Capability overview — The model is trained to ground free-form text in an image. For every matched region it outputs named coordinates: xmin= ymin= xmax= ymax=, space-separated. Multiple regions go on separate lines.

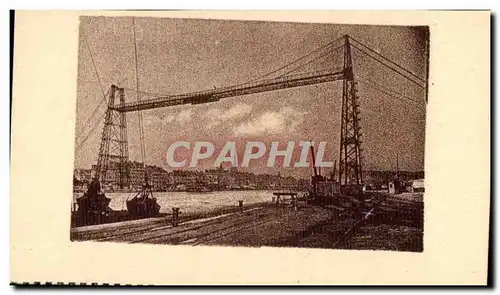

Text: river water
xmin=72 ymin=190 xmax=302 ymax=214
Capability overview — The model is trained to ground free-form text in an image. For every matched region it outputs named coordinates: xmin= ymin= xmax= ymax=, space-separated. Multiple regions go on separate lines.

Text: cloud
xmin=177 ymin=109 xmax=193 ymax=125
xmin=233 ymin=106 xmax=306 ymax=136
xmin=223 ymin=103 xmax=253 ymax=120
xmin=204 ymin=103 xmax=252 ymax=127
xmin=163 ymin=115 xmax=176 ymax=124
xmin=144 ymin=109 xmax=192 ymax=128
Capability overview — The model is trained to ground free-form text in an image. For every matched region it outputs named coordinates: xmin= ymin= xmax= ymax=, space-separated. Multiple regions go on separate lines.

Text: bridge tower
xmin=338 ymin=35 xmax=364 ymax=186
xmin=96 ymin=84 xmax=130 ymax=188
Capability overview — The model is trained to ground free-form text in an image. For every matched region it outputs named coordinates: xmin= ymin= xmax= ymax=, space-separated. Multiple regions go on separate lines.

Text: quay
xmin=71 ymin=192 xmax=423 ymax=252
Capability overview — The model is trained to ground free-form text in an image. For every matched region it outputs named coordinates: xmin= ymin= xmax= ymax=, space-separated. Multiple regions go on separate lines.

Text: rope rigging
xmin=132 ymin=17 xmax=147 ymax=167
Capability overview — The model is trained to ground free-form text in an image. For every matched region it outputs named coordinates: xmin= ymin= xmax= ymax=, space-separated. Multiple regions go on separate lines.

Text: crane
xmin=308 ymin=140 xmax=328 ymax=203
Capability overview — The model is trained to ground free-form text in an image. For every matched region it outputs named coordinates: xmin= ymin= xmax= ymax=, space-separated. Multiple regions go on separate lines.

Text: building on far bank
xmin=89 ymin=161 xmax=172 ymax=191
xmin=74 ymin=168 xmax=92 ymax=184
xmin=147 ymin=165 xmax=171 ymax=191
xmin=172 ymin=170 xmax=203 ymax=189
xmin=83 ymin=161 xmax=310 ymax=192
xmin=205 ymin=166 xmax=231 ymax=189
xmin=127 ymin=161 xmax=144 ymax=188
xmin=406 ymin=179 xmax=425 ymax=193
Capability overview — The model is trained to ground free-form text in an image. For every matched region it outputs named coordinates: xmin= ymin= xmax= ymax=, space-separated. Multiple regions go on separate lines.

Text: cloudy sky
xmin=74 ymin=16 xmax=428 ymax=178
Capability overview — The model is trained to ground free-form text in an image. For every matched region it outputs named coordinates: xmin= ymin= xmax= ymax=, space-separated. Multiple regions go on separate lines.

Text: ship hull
xmin=126 ymin=197 xmax=161 ymax=218
xmin=75 ymin=192 xmax=113 ymax=226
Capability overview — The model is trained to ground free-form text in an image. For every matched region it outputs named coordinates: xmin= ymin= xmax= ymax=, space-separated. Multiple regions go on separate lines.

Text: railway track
xmin=129 ymin=214 xmax=254 ymax=244
xmin=72 ymin=193 xmax=423 ymax=249
xmin=72 ymin=219 xmax=166 ymax=241
xmin=72 ymin=207 xmax=264 ymax=242
xmin=96 ymin=222 xmax=173 ymax=242
xmin=190 ymin=218 xmax=277 ymax=246
xmin=131 ymin=208 xmax=277 ymax=245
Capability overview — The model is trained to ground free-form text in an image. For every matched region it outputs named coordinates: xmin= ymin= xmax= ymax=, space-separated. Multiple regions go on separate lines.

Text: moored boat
xmin=126 ymin=175 xmax=161 ymax=218
xmin=75 ymin=178 xmax=113 ymax=226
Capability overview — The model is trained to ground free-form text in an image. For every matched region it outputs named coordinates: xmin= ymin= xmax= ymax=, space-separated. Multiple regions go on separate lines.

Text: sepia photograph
xmin=70 ymin=16 xmax=428 ymax=252
xmin=10 ymin=10 xmax=491 ymax=285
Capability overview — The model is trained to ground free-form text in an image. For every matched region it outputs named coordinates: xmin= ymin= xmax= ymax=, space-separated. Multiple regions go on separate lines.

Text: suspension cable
xmin=356 ymin=74 xmax=425 ymax=105
xmin=76 ymin=111 xmax=106 ymax=152
xmin=77 ymin=88 xmax=109 ymax=136
xmin=121 ymin=87 xmax=170 ymax=98
xmin=351 ymin=43 xmax=425 ymax=89
xmin=115 ymin=36 xmax=345 ymax=101
xmin=357 ymin=78 xmax=426 ymax=111
xmin=278 ymin=43 xmax=344 ymax=78
xmin=235 ymin=35 xmax=345 ymax=87
xmin=75 ymin=26 xmax=109 ymax=143
xmin=83 ymin=30 xmax=106 ymax=98
xmin=349 ymin=36 xmax=425 ymax=83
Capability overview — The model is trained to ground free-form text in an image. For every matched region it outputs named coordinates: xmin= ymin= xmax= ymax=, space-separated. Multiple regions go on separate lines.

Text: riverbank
xmin=72 ymin=190 xmax=290 ymax=214
xmin=71 ymin=192 xmax=424 ymax=252
xmin=70 ymin=200 xmax=269 ymax=240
